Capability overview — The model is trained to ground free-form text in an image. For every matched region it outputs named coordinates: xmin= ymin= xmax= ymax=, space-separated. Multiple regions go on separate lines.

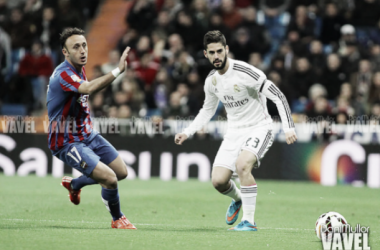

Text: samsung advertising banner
xmin=0 ymin=134 xmax=379 ymax=188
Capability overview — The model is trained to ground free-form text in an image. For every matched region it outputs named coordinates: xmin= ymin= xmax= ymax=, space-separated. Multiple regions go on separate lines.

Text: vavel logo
xmin=322 ymin=224 xmax=370 ymax=250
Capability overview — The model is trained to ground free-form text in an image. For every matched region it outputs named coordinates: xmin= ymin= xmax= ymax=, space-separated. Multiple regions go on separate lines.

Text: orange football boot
xmin=111 ymin=215 xmax=137 ymax=229
xmin=61 ymin=176 xmax=81 ymax=205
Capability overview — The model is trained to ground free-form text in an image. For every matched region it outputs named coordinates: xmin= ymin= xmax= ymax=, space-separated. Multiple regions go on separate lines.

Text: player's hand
xmin=174 ymin=133 xmax=188 ymax=145
xmin=118 ymin=46 xmax=131 ymax=73
xmin=285 ymin=130 xmax=297 ymax=145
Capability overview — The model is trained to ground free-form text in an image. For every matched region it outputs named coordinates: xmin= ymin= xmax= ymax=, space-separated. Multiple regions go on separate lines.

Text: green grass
xmin=0 ymin=176 xmax=379 ymax=250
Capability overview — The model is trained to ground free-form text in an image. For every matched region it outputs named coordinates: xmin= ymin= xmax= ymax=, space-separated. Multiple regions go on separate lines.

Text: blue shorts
xmin=53 ymin=134 xmax=119 ymax=177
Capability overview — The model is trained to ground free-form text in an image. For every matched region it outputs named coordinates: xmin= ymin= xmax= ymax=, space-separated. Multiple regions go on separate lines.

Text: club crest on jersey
xmin=70 ymin=75 xmax=82 ymax=83
xmin=212 ymin=76 xmax=217 ymax=86
xmin=80 ymin=160 xmax=88 ymax=169
xmin=234 ymin=84 xmax=240 ymax=92
xmin=77 ymin=95 xmax=89 ymax=108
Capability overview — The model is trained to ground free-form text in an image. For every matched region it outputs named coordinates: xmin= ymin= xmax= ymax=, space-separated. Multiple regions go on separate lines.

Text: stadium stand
xmin=2 ymin=0 xmax=380 ymax=130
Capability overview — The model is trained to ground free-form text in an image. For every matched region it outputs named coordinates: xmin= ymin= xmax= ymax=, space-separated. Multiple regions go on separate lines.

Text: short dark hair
xmin=60 ymin=27 xmax=85 ymax=49
xmin=203 ymin=30 xmax=226 ymax=50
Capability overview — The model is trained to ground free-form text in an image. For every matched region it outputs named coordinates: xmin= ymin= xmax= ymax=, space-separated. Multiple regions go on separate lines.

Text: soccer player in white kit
xmin=174 ymin=31 xmax=297 ymax=231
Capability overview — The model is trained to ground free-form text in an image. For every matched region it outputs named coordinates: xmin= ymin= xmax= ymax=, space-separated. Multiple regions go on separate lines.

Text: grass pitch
xmin=0 ymin=176 xmax=379 ymax=250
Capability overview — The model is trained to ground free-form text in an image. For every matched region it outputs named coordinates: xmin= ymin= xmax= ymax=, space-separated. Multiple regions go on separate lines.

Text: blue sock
xmin=71 ymin=175 xmax=98 ymax=190
xmin=101 ymin=187 xmax=123 ymax=221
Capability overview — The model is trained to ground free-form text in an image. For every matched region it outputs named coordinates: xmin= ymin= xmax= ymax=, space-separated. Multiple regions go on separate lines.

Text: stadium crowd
xmin=2 ymin=0 xmax=380 ymax=125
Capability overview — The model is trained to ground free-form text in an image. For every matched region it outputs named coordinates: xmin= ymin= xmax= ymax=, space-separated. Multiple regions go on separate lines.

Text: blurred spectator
xmin=334 ymin=96 xmax=354 ymax=116
xmin=38 ymin=7 xmax=61 ymax=49
xmin=164 ymin=91 xmax=189 ymax=119
xmin=239 ymin=6 xmax=270 ymax=56
xmin=268 ymin=56 xmax=286 ymax=79
xmin=337 ymin=82 xmax=354 ymax=103
xmin=289 ymin=57 xmax=318 ymax=99
xmin=101 ymin=50 xmax=125 ymax=91
xmin=126 ymin=0 xmax=157 ymax=35
xmin=208 ymin=12 xmax=232 ymax=42
xmin=153 ymin=68 xmax=171 ymax=110
xmin=176 ymin=82 xmax=200 ymax=116
xmin=108 ymin=106 xmax=118 ymax=118
xmin=37 ymin=7 xmax=62 ymax=65
xmin=171 ymin=51 xmax=195 ymax=84
xmin=368 ymin=71 xmax=380 ymax=105
xmin=287 ymin=5 xmax=315 ymax=42
xmin=218 ymin=0 xmax=242 ymax=30
xmin=353 ymin=0 xmax=380 ymax=27
xmin=287 ymin=30 xmax=308 ymax=57
xmin=305 ymin=96 xmax=332 ymax=118
xmin=350 ymin=59 xmax=372 ymax=102
xmin=185 ymin=70 xmax=204 ymax=115
xmin=118 ymin=104 xmax=132 ymax=119
xmin=120 ymin=77 xmax=144 ymax=114
xmin=249 ymin=53 xmax=266 ymax=71
xmin=319 ymin=3 xmax=345 ymax=46
xmin=132 ymin=52 xmax=160 ymax=87
xmin=307 ymin=39 xmax=325 ymax=76
xmin=18 ymin=40 xmax=53 ymax=110
xmin=153 ymin=10 xmax=175 ymax=36
xmin=127 ymin=35 xmax=152 ymax=64
xmin=0 ymin=0 xmax=9 ymax=28
xmin=162 ymin=0 xmax=183 ymax=20
xmin=117 ymin=29 xmax=139 ymax=57
xmin=229 ymin=27 xmax=254 ymax=62
xmin=288 ymin=0 xmax=318 ymax=15
xmin=173 ymin=10 xmax=202 ymax=52
xmin=23 ymin=0 xmax=43 ymax=25
xmin=0 ymin=27 xmax=11 ymax=79
xmin=90 ymin=93 xmax=107 ymax=117
xmin=18 ymin=40 xmax=53 ymax=77
xmin=258 ymin=0 xmax=290 ymax=52
xmin=336 ymin=111 xmax=349 ymax=124
xmin=163 ymin=33 xmax=185 ymax=64
xmin=308 ymin=84 xmax=327 ymax=103
xmin=370 ymin=44 xmax=380 ymax=71
xmin=321 ymin=54 xmax=348 ymax=100
xmin=370 ymin=102 xmax=380 ymax=117
xmin=191 ymin=0 xmax=210 ymax=32
xmin=57 ymin=0 xmax=82 ymax=29
xmin=340 ymin=41 xmax=361 ymax=74
xmin=4 ymin=7 xmax=33 ymax=50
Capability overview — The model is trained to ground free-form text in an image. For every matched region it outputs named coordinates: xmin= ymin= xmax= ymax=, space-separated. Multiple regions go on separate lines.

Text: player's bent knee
xmin=104 ymin=175 xmax=118 ymax=189
xmin=236 ymin=161 xmax=255 ymax=176
xmin=117 ymin=171 xmax=128 ymax=181
xmin=211 ymin=177 xmax=229 ymax=191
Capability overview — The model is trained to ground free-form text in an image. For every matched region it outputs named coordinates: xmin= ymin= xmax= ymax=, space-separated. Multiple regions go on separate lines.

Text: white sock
xmin=221 ymin=180 xmax=241 ymax=201
xmin=240 ymin=184 xmax=257 ymax=224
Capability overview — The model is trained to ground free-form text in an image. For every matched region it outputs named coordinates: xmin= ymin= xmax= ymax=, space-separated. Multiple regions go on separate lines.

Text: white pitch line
xmin=1 ymin=219 xmax=314 ymax=230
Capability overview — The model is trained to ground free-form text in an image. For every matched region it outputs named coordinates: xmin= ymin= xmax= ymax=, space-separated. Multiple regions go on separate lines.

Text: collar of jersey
xmin=215 ymin=58 xmax=233 ymax=77
xmin=64 ymin=60 xmax=83 ymax=76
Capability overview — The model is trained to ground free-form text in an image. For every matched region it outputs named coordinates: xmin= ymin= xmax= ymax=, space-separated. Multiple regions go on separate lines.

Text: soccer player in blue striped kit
xmin=47 ymin=28 xmax=135 ymax=229
xmin=175 ymin=31 xmax=297 ymax=231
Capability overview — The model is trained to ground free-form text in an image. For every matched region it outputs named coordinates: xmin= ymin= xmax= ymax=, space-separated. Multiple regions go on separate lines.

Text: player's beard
xmin=212 ymin=53 xmax=227 ymax=70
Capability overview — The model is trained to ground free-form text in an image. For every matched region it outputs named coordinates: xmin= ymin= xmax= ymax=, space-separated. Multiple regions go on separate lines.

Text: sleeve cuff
xmin=283 ymin=127 xmax=295 ymax=133
xmin=182 ymin=130 xmax=192 ymax=138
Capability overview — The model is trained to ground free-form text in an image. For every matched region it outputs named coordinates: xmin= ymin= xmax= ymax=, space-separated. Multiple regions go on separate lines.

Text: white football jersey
xmin=183 ymin=58 xmax=295 ymax=136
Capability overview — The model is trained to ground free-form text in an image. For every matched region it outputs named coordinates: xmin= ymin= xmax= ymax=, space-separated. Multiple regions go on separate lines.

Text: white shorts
xmin=213 ymin=125 xmax=274 ymax=171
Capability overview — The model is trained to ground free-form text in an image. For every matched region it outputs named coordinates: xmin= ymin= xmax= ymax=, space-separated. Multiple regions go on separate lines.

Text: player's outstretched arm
xmin=174 ymin=133 xmax=188 ymax=145
xmin=78 ymin=47 xmax=130 ymax=95
xmin=260 ymin=79 xmax=297 ymax=145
